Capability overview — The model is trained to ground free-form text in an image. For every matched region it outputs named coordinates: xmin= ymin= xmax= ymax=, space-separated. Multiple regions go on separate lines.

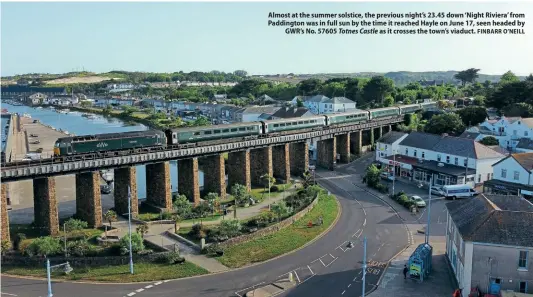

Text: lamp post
xmin=46 ymin=259 xmax=73 ymax=297
xmin=362 ymin=236 xmax=367 ymax=297
xmin=392 ymin=150 xmax=397 ymax=195
xmin=127 ymin=186 xmax=134 ymax=275
xmin=425 ymin=176 xmax=433 ymax=244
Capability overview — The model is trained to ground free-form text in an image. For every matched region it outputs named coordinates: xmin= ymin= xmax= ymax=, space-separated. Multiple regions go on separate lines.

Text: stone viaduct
xmin=0 ymin=124 xmax=393 ymax=239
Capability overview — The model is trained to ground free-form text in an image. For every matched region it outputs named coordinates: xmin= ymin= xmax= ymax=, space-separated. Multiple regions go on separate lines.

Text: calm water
xmin=2 ymin=103 xmax=205 ymax=198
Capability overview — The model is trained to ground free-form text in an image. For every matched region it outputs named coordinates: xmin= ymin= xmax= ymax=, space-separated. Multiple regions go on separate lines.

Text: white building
xmin=375 ymin=131 xmax=409 ymax=161
xmin=445 ymin=194 xmax=533 ymax=296
xmin=235 ymin=106 xmax=280 ymax=122
xmin=376 ymin=131 xmax=505 ymax=187
xmin=483 ymin=152 xmax=533 ymax=198
xmin=292 ymin=95 xmax=357 ymax=115
xmin=107 ymin=83 xmax=136 ymax=90
xmin=464 ymin=116 xmax=533 ymax=151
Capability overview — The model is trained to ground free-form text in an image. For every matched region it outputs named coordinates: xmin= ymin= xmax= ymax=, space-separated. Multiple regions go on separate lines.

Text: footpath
xmin=339 ymin=157 xmax=457 ymax=297
xmin=109 ymin=185 xmax=298 ymax=273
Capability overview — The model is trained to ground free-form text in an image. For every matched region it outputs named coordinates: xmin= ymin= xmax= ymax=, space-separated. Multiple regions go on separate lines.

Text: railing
xmin=1 ymin=116 xmax=403 ymax=181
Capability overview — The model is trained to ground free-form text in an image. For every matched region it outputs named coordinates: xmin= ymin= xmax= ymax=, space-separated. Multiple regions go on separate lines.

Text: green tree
xmin=191 ymin=116 xmax=211 ymax=127
xmin=457 ymin=106 xmax=488 ymax=127
xmin=204 ymin=192 xmax=220 ymax=215
xmin=454 ymin=68 xmax=480 ymax=86
xmin=136 ymin=224 xmax=149 ymax=239
xmin=1 ymin=240 xmax=12 ymax=255
xmin=218 ymin=219 xmax=241 ymax=238
xmin=260 ymin=174 xmax=276 ymax=192
xmin=297 ymin=78 xmax=323 ymax=95
xmin=383 ymin=95 xmax=395 ymax=107
xmin=499 ymin=70 xmax=520 ymax=85
xmin=480 ymin=136 xmax=499 ymax=146
xmin=302 ymin=170 xmax=314 ymax=188
xmin=486 ymin=81 xmax=533 ymax=110
xmin=424 ymin=113 xmax=466 ymax=136
xmin=473 ymin=95 xmax=485 ymax=106
xmin=64 ymin=218 xmax=88 ymax=232
xmin=231 ymin=184 xmax=248 ymax=219
xmin=364 ymin=164 xmax=381 ymax=188
xmin=173 ymin=194 xmax=192 ymax=218
xmin=296 ymin=98 xmax=304 ymax=107
xmin=503 ymin=102 xmax=533 ymax=118
xmin=119 ymin=232 xmax=144 ymax=255
xmin=362 ymin=76 xmax=395 ymax=105
xmin=102 ymin=209 xmax=116 ymax=226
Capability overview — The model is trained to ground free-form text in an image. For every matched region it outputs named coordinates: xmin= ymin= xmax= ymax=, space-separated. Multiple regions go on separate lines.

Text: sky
xmin=1 ymin=1 xmax=532 ymax=76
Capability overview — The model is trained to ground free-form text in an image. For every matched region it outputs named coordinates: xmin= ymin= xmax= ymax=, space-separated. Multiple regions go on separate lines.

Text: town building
xmin=269 ymin=107 xmax=313 ymax=120
xmin=291 ymin=95 xmax=357 ymax=114
xmin=27 ymin=93 xmax=48 ymax=105
xmin=235 ymin=106 xmax=280 ymax=122
xmin=44 ymin=94 xmax=79 ymax=106
xmin=375 ymin=131 xmax=409 ymax=161
xmin=484 ymin=153 xmax=533 ymax=198
xmin=1 ymin=86 xmax=66 ymax=100
xmin=445 ymin=194 xmax=533 ymax=296
xmin=376 ymin=131 xmax=505 ymax=187
xmin=463 ymin=116 xmax=533 ymax=152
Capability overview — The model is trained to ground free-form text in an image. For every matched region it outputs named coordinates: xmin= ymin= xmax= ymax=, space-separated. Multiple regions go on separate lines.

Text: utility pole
xmin=128 ymin=186 xmax=134 ymax=274
xmin=392 ymin=150 xmax=396 ymax=195
xmin=362 ymin=236 xmax=367 ymax=297
xmin=426 ymin=176 xmax=433 ymax=244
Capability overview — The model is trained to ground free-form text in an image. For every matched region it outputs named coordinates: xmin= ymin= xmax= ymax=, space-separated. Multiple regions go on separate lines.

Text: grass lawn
xmin=216 ymin=193 xmax=339 ymax=268
xmin=2 ymin=262 xmax=208 ymax=282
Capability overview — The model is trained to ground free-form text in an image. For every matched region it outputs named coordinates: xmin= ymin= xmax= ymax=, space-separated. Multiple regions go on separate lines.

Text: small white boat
xmin=22 ymin=113 xmax=31 ymax=118
xmin=87 ymin=115 xmax=97 ymax=120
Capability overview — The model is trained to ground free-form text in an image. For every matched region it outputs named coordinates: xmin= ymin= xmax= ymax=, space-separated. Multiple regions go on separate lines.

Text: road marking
xmin=294 ymin=270 xmax=301 ymax=283
xmin=145 ymin=285 xmax=153 ymax=289
xmin=135 ymin=289 xmax=144 ymax=293
xmin=1 ymin=293 xmax=18 ymax=296
xmin=154 ymin=281 xmax=163 ymax=285
xmin=342 ymin=290 xmax=346 ymax=295
xmin=126 ymin=293 xmax=136 ymax=297
xmin=336 ymin=240 xmax=348 ymax=250
xmin=307 ymin=265 xmax=314 ymax=275
xmin=319 ymin=258 xmax=326 ymax=266
xmin=235 ymin=282 xmax=265 ymax=297
xmin=363 ymin=218 xmax=367 ymax=226
xmin=352 ymin=229 xmax=361 ymax=237
xmin=348 ymin=284 xmax=351 ymax=288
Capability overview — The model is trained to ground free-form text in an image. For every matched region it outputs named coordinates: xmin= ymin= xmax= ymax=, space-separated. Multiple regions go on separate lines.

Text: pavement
xmin=1 ymin=153 xmax=418 ymax=297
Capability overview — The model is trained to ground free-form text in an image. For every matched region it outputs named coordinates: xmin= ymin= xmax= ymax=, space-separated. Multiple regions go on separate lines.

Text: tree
xmin=233 ymin=70 xmax=248 ymax=77
xmin=457 ymin=106 xmax=488 ymax=127
xmin=383 ymin=95 xmax=395 ymax=107
xmin=480 ymin=136 xmax=499 ymax=146
xmin=271 ymin=201 xmax=290 ymax=222
xmin=260 ymin=174 xmax=276 ymax=193
xmin=173 ymin=194 xmax=192 ymax=218
xmin=80 ymin=101 xmax=92 ymax=108
xmin=499 ymin=70 xmax=520 ymax=85
xmin=231 ymin=184 xmax=248 ymax=218
xmin=424 ymin=113 xmax=466 ymax=136
xmin=191 ymin=116 xmax=211 ymax=127
xmin=192 ymin=202 xmax=211 ymax=219
xmin=437 ymin=100 xmax=453 ymax=110
xmin=297 ymin=78 xmax=323 ymax=96
xmin=218 ymin=219 xmax=241 ymax=238
xmin=64 ymin=218 xmax=88 ymax=232
xmin=454 ymin=68 xmax=480 ymax=86
xmin=486 ymin=81 xmax=533 ymax=110
xmin=136 ymin=224 xmax=149 ymax=239
xmin=364 ymin=164 xmax=381 ymax=188
xmin=1 ymin=240 xmax=11 ymax=255
xmin=473 ymin=95 xmax=485 ymax=106
xmin=302 ymin=170 xmax=314 ymax=188
xmin=362 ymin=76 xmax=395 ymax=105
xmin=104 ymin=210 xmax=117 ymax=229
xmin=119 ymin=232 xmax=144 ymax=255
xmin=173 ymin=214 xmax=182 ymax=233
xmin=204 ymin=192 xmax=220 ymax=216
xmin=296 ymin=98 xmax=304 ymax=107
xmin=503 ymin=102 xmax=533 ymax=118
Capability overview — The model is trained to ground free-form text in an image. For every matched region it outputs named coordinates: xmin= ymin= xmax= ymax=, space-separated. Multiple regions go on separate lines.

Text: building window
xmin=437 ymin=154 xmax=441 ymax=162
xmin=446 ymin=156 xmax=450 ymax=163
xmin=526 ymin=131 xmax=529 ymax=137
xmin=414 ymin=150 xmax=417 ymax=157
xmin=478 ymin=174 xmax=481 ymax=183
xmin=464 ymin=158 xmax=468 ymax=166
xmin=405 ymin=148 xmax=409 ymax=155
xmin=519 ymin=251 xmax=528 ymax=269
xmin=454 ymin=158 xmax=458 ymax=165
xmin=487 ymin=173 xmax=491 ymax=180
xmin=514 ymin=171 xmax=520 ymax=181
xmin=501 ymin=169 xmax=507 ymax=178
xmin=520 ymin=281 xmax=528 ymax=293
xmin=422 ymin=152 xmax=425 ymax=159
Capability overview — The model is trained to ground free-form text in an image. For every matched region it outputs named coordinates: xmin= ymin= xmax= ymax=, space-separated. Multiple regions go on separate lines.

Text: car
xmin=100 ymin=184 xmax=112 ymax=194
xmin=430 ymin=186 xmax=445 ymax=196
xmin=410 ymin=195 xmax=426 ymax=207
xmin=380 ymin=172 xmax=395 ymax=181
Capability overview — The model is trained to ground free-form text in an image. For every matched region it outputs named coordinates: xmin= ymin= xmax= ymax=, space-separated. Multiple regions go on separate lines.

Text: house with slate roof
xmin=377 ymin=131 xmax=505 ymax=187
xmin=464 ymin=116 xmax=533 ymax=152
xmin=445 ymin=194 xmax=533 ymax=296
xmin=484 ymin=153 xmax=533 ymax=198
xmin=291 ymin=95 xmax=357 ymax=115
xmin=269 ymin=107 xmax=313 ymax=120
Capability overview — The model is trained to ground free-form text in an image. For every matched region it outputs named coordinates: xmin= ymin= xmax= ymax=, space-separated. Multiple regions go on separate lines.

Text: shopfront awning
xmin=381 ymin=155 xmax=475 ymax=177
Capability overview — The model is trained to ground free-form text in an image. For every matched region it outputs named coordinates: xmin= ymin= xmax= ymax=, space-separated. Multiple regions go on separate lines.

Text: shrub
xmin=64 ymin=218 xmax=88 ymax=232
xmin=161 ymin=211 xmax=173 ymax=220
xmin=67 ymin=240 xmax=95 ymax=257
xmin=218 ymin=220 xmax=241 ymax=238
xmin=119 ymin=232 xmax=144 ymax=255
xmin=202 ymin=243 xmax=224 ymax=257
xmin=374 ymin=183 xmax=389 ymax=193
xmin=270 ymin=185 xmax=280 ymax=192
xmin=189 ymin=224 xmax=208 ymax=240
xmin=1 ymin=240 xmax=12 ymax=255
xmin=25 ymin=236 xmax=61 ymax=257
xmin=14 ymin=233 xmax=26 ymax=250
xmin=155 ymin=251 xmax=184 ymax=264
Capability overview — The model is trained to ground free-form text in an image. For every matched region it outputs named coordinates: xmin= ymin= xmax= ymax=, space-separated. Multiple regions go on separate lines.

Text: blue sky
xmin=1 ymin=1 xmax=532 ymax=76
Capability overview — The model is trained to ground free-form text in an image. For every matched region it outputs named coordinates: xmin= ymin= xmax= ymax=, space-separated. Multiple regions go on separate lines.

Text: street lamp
xmin=127 ymin=186 xmax=134 ymax=274
xmin=392 ymin=149 xmax=397 ymax=195
xmin=46 ymin=259 xmax=73 ymax=297
xmin=425 ymin=176 xmax=433 ymax=244
xmin=362 ymin=236 xmax=367 ymax=297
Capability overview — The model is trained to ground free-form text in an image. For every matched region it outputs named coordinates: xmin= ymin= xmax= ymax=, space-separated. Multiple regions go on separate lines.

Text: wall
xmin=475 ymin=158 xmax=503 ymax=184
xmin=446 ymin=212 xmax=466 ymax=288
xmin=375 ymin=135 xmax=408 ymax=161
xmin=471 ymin=243 xmax=533 ymax=293
xmin=242 ymin=113 xmax=262 ymax=122
xmin=219 ymin=195 xmax=319 ymax=248
xmin=493 ymin=157 xmax=531 ymax=186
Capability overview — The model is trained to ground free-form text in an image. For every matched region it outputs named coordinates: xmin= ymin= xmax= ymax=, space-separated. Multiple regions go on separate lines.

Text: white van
xmin=442 ymin=184 xmax=479 ymax=200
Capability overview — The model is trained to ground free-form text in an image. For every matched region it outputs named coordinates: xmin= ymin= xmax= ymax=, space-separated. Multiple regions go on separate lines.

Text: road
xmin=1 ymin=156 xmax=409 ymax=297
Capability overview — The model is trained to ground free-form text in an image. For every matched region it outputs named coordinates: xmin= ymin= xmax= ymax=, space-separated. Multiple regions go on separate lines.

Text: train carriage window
xmin=298 ymin=121 xmax=303 ymax=125
xmin=193 ymin=132 xmax=201 ymax=136
xmin=280 ymin=123 xmax=286 ymax=127
xmin=292 ymin=122 xmax=297 ymax=125
xmin=223 ymin=129 xmax=229 ymax=133
xmin=214 ymin=130 xmax=221 ymax=134
xmin=231 ymin=128 xmax=237 ymax=132
xmin=274 ymin=124 xmax=279 ymax=127
xmin=304 ymin=121 xmax=309 ymax=124
xmin=205 ymin=131 xmax=212 ymax=135
xmin=239 ymin=128 xmax=245 ymax=131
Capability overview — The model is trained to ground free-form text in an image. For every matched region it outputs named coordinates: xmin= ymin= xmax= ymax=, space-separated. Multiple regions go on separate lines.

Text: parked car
xmin=410 ymin=195 xmax=426 ymax=207
xmin=442 ymin=184 xmax=479 ymax=199
xmin=29 ymin=134 xmax=38 ymax=137
xmin=380 ymin=172 xmax=395 ymax=181
xmin=30 ymin=140 xmax=40 ymax=144
xmin=430 ymin=186 xmax=445 ymax=196
xmin=100 ymin=185 xmax=112 ymax=194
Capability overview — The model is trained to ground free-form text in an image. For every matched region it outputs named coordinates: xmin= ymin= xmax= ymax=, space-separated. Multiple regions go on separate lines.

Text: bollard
xmin=289 ymin=272 xmax=294 ymax=283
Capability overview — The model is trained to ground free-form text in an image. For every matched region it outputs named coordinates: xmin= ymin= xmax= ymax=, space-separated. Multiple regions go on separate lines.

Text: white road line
xmin=126 ymin=293 xmax=136 ymax=297
xmin=348 ymin=284 xmax=351 ymax=288
xmin=136 ymin=289 xmax=144 ymax=293
xmin=336 ymin=241 xmax=348 ymax=250
xmin=363 ymin=208 xmax=367 ymax=215
xmin=307 ymin=265 xmax=314 ymax=275
xmin=319 ymin=258 xmax=326 ymax=267
xmin=353 ymin=229 xmax=361 ymax=237
xmin=363 ymin=218 xmax=367 ymax=226
xmin=294 ymin=270 xmax=301 ymax=283
xmin=342 ymin=290 xmax=346 ymax=295
xmin=325 ymin=257 xmax=338 ymax=267
xmin=154 ymin=281 xmax=163 ymax=285
xmin=300 ymin=274 xmax=315 ymax=284
xmin=1 ymin=293 xmax=18 ymax=296
xmin=329 ymin=253 xmax=335 ymax=259
xmin=145 ymin=285 xmax=153 ymax=289
xmin=163 ymin=280 xmax=171 ymax=283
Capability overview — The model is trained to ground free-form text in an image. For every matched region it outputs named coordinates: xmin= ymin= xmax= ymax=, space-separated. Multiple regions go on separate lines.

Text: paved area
xmin=338 ymin=153 xmax=457 ymax=297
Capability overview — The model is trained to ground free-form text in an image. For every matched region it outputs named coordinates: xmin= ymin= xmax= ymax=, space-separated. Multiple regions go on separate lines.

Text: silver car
xmin=431 ymin=186 xmax=445 ymax=196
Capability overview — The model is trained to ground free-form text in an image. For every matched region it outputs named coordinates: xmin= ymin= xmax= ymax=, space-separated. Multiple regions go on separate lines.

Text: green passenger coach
xmin=368 ymin=107 xmax=400 ymax=120
xmin=165 ymin=122 xmax=262 ymax=145
xmin=327 ymin=111 xmax=369 ymax=125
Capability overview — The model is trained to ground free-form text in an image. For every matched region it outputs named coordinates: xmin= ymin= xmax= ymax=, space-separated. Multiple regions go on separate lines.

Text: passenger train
xmin=52 ymin=102 xmax=436 ymax=157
